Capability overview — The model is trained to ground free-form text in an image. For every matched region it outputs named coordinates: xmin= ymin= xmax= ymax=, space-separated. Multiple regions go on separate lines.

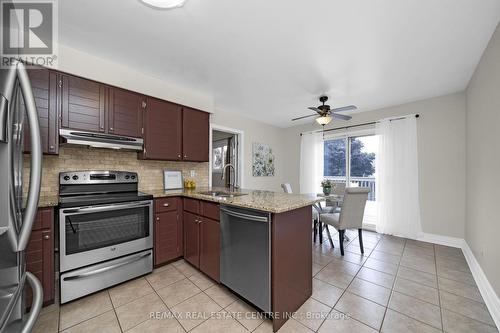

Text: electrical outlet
xmin=190 ymin=170 xmax=196 ymax=177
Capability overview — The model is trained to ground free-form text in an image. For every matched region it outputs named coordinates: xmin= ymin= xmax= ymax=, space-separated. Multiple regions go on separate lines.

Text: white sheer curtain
xmin=300 ymin=132 xmax=324 ymax=194
xmin=376 ymin=116 xmax=422 ymax=239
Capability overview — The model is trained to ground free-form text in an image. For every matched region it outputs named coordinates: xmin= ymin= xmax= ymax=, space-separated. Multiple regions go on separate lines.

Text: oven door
xmin=59 ymin=200 xmax=153 ymax=272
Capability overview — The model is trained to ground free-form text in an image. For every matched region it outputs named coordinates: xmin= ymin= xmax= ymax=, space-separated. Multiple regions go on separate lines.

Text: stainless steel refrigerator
xmin=0 ymin=57 xmax=44 ymax=332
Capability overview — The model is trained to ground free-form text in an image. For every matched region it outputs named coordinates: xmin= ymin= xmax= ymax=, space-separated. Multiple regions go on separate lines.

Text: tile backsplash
xmin=23 ymin=146 xmax=209 ymax=197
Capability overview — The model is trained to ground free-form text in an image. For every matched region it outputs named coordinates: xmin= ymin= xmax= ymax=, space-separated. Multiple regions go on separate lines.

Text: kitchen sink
xmin=198 ymin=191 xmax=247 ymax=198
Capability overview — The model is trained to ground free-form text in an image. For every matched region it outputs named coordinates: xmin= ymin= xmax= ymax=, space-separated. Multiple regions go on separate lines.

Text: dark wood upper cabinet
xmin=139 ymin=97 xmax=182 ymax=160
xmin=183 ymin=211 xmax=200 ymax=268
xmin=182 ymin=107 xmax=209 ymax=162
xmin=108 ymin=88 xmax=144 ymax=138
xmin=23 ymin=68 xmax=58 ymax=155
xmin=60 ymin=74 xmax=106 ymax=133
xmin=199 ymin=217 xmax=220 ymax=282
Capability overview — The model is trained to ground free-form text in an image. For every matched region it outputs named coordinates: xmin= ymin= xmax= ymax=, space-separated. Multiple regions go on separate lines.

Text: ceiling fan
xmin=292 ymin=96 xmax=356 ymax=126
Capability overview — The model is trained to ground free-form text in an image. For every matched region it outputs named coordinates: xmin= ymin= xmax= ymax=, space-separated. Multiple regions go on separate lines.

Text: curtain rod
xmin=299 ymin=114 xmax=420 ymax=136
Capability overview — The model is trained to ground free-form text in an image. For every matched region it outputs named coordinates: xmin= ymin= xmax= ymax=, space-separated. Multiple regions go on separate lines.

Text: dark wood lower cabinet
xmin=183 ymin=199 xmax=220 ymax=282
xmin=199 ymin=217 xmax=220 ymax=282
xmin=26 ymin=207 xmax=54 ymax=306
xmin=183 ymin=211 xmax=200 ymax=267
xmin=154 ymin=198 xmax=183 ymax=266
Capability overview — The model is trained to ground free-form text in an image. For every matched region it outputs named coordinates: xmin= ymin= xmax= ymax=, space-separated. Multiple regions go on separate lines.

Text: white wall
xmin=56 ymin=44 xmax=214 ymax=112
xmin=284 ymin=93 xmax=467 ymax=238
xmin=211 ymin=109 xmax=290 ymax=192
xmin=465 ymin=22 xmax=500 ymax=296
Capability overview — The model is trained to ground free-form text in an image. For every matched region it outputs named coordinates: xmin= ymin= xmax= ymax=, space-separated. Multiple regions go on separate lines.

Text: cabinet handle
xmin=49 ymin=145 xmax=54 ymax=151
xmin=43 ymin=235 xmax=50 ymax=240
xmin=178 ymin=154 xmax=181 ymax=158
xmin=141 ymin=101 xmax=147 ymax=109
xmin=184 ymin=154 xmax=187 ymax=158
xmin=109 ymin=127 xmax=114 ymax=131
xmin=156 ymin=217 xmax=160 ymax=221
xmin=163 ymin=203 xmax=170 ymax=207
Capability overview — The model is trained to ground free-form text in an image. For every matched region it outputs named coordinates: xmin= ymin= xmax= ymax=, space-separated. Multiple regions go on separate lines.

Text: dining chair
xmin=281 ymin=183 xmax=324 ymax=243
xmin=320 ymin=187 xmax=370 ymax=255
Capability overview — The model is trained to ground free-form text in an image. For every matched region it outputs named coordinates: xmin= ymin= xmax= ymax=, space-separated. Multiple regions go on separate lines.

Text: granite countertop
xmin=38 ymin=195 xmax=59 ymax=207
xmin=148 ymin=187 xmax=322 ymax=213
xmin=22 ymin=195 xmax=59 ymax=208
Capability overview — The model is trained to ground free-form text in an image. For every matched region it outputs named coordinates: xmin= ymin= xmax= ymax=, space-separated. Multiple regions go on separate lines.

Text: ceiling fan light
xmin=316 ymin=115 xmax=332 ymax=126
xmin=140 ymin=0 xmax=187 ymax=9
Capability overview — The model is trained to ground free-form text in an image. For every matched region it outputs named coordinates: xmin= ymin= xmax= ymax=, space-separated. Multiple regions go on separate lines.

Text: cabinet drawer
xmin=183 ymin=198 xmax=200 ymax=215
xmin=155 ymin=197 xmax=178 ymax=213
xmin=201 ymin=201 xmax=220 ymax=221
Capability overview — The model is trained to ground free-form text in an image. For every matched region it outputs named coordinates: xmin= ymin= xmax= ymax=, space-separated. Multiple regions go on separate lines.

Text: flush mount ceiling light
xmin=140 ymin=0 xmax=187 ymax=9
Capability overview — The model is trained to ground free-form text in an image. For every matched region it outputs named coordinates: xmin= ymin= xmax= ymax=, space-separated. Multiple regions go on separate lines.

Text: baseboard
xmin=414 ymin=232 xmax=500 ymax=328
xmin=462 ymin=242 xmax=500 ymax=329
xmin=416 ymin=232 xmax=464 ymax=248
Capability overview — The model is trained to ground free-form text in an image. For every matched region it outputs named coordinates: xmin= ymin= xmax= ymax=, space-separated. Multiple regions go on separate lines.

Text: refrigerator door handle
xmin=13 ymin=60 xmax=42 ymax=252
xmin=19 ymin=272 xmax=43 ymax=333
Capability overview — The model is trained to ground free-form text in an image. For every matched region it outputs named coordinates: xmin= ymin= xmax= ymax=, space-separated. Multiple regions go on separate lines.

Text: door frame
xmin=209 ymin=124 xmax=244 ymax=188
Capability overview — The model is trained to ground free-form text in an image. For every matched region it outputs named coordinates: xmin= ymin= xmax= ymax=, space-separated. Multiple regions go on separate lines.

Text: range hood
xmin=59 ymin=129 xmax=143 ymax=151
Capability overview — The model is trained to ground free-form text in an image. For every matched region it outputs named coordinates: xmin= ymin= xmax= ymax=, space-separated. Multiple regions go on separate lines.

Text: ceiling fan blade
xmin=291 ymin=114 xmax=319 ymax=121
xmin=331 ymin=105 xmax=357 ymax=113
xmin=331 ymin=113 xmax=352 ymax=121
xmin=308 ymin=107 xmax=323 ymax=113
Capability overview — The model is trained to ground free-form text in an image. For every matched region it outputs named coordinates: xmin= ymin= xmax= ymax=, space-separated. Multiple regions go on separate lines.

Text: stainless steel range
xmin=58 ymin=171 xmax=153 ymax=303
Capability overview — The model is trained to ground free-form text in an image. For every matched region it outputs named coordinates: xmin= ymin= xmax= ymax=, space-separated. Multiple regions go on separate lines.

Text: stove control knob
xmin=72 ymin=175 xmax=79 ymax=180
xmin=125 ymin=175 xmax=130 ymax=180
xmin=131 ymin=175 xmax=136 ymax=180
xmin=63 ymin=175 xmax=70 ymax=181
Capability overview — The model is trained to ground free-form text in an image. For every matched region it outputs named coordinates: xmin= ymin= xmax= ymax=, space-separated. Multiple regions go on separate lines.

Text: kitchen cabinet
xmin=154 ymin=197 xmax=183 ymax=266
xmin=139 ymin=97 xmax=182 ymax=160
xmin=23 ymin=68 xmax=59 ymax=155
xmin=183 ymin=211 xmax=200 ymax=268
xmin=108 ymin=87 xmax=144 ymax=137
xmin=60 ymin=74 xmax=107 ymax=133
xmin=183 ymin=199 xmax=220 ymax=281
xmin=199 ymin=217 xmax=220 ymax=281
xmin=182 ymin=107 xmax=209 ymax=162
xmin=26 ymin=207 xmax=54 ymax=306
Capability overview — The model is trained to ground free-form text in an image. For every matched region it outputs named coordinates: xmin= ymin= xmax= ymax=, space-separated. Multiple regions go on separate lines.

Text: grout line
xmin=143 ymin=270 xmax=189 ymax=333
xmin=57 ymin=291 xmax=116 ymax=332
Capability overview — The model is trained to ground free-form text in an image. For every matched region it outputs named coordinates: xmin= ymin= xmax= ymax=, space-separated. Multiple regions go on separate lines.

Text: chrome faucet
xmin=222 ymin=164 xmax=237 ymax=190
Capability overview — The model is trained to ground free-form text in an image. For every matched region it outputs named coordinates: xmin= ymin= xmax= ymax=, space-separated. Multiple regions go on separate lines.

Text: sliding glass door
xmin=324 ymin=134 xmax=378 ymax=226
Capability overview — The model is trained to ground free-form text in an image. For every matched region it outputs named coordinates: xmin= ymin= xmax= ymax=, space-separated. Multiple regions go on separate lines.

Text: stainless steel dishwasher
xmin=220 ymin=205 xmax=271 ymax=313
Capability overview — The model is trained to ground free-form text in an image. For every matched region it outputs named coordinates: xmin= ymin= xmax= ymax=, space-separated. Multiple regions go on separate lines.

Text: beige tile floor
xmin=33 ymin=229 xmax=499 ymax=333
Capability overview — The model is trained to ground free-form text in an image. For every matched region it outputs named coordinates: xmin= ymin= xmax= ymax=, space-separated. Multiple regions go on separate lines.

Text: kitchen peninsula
xmin=150 ymin=187 xmax=321 ymax=332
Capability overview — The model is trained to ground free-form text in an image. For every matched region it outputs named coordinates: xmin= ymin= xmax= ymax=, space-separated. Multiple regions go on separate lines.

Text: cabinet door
xmin=199 ymin=217 xmax=220 ymax=282
xmin=154 ymin=210 xmax=181 ymax=266
xmin=140 ymin=98 xmax=182 ymax=160
xmin=60 ymin=74 xmax=106 ymax=133
xmin=183 ymin=211 xmax=200 ymax=268
xmin=26 ymin=228 xmax=54 ymax=304
xmin=23 ymin=68 xmax=58 ymax=154
xmin=182 ymin=107 xmax=209 ymax=162
xmin=108 ymin=88 xmax=143 ymax=137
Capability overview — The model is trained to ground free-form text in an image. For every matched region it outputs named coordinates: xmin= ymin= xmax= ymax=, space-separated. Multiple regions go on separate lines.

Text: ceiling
xmin=59 ymin=0 xmax=500 ymax=127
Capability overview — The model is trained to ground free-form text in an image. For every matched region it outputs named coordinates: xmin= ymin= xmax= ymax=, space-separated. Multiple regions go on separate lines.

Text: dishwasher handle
xmin=220 ymin=207 xmax=269 ymax=223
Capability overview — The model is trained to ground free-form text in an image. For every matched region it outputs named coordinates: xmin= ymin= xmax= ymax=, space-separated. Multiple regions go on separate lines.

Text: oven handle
xmin=62 ymin=251 xmax=152 ymax=281
xmin=62 ymin=201 xmax=152 ymax=215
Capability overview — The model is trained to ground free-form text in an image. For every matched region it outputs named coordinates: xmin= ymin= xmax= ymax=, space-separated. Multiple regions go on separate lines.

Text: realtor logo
xmin=1 ymin=0 xmax=58 ymax=68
